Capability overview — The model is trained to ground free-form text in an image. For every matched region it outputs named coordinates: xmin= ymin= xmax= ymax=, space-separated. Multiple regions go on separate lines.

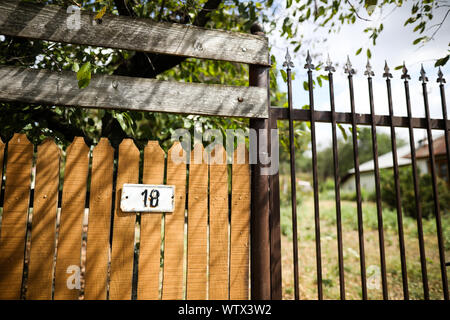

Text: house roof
xmin=405 ymin=134 xmax=447 ymax=159
xmin=348 ymin=144 xmax=412 ymax=174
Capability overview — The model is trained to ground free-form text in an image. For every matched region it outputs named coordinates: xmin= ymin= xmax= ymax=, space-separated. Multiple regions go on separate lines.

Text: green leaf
xmin=367 ymin=48 xmax=372 ymax=59
xmin=355 ymin=48 xmax=362 ymax=55
xmin=317 ymin=76 xmax=322 ymax=87
xmin=435 ymin=54 xmax=450 ymax=67
xmin=394 ymin=65 xmax=402 ymax=70
xmin=413 ymin=37 xmax=426 ymax=45
xmin=71 ymin=62 xmax=79 ymax=73
xmin=286 ymin=0 xmax=293 ymax=9
xmin=95 ymin=6 xmax=107 ymax=20
xmin=280 ymin=69 xmax=287 ymax=83
xmin=338 ymin=123 xmax=347 ymax=141
xmin=77 ymin=61 xmax=91 ymax=89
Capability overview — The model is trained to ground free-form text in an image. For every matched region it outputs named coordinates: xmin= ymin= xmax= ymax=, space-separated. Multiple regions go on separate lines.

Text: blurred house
xmin=341 ymin=135 xmax=448 ymax=192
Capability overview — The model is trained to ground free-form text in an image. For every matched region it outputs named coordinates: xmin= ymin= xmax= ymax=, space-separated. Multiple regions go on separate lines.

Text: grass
xmin=280 ymin=195 xmax=450 ymax=300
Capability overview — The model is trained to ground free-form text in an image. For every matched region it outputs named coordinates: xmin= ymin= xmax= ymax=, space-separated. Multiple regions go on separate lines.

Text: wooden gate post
xmin=249 ymin=23 xmax=272 ymax=300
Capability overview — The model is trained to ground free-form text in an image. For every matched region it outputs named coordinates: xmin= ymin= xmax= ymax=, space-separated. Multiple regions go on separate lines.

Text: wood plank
xmin=229 ymin=144 xmax=250 ymax=300
xmin=84 ymin=138 xmax=114 ymax=300
xmin=109 ymin=139 xmax=139 ymax=300
xmin=54 ymin=137 xmax=89 ymax=300
xmin=0 ymin=1 xmax=269 ymax=66
xmin=208 ymin=144 xmax=229 ymax=300
xmin=137 ymin=141 xmax=165 ymax=300
xmin=162 ymin=142 xmax=187 ymax=300
xmin=0 ymin=138 xmax=4 ymax=186
xmin=0 ymin=65 xmax=268 ymax=119
xmin=186 ymin=144 xmax=208 ymax=300
xmin=27 ymin=138 xmax=60 ymax=300
xmin=0 ymin=133 xmax=33 ymax=299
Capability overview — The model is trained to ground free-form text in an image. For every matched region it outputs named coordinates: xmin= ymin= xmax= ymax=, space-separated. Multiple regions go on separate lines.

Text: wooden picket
xmin=162 ymin=142 xmax=187 ymax=300
xmin=84 ymin=138 xmax=114 ymax=300
xmin=208 ymin=144 xmax=229 ymax=300
xmin=109 ymin=139 xmax=140 ymax=300
xmin=0 ymin=134 xmax=33 ymax=299
xmin=230 ymin=145 xmax=251 ymax=300
xmin=137 ymin=141 xmax=165 ymax=300
xmin=54 ymin=137 xmax=90 ymax=300
xmin=0 ymin=136 xmax=250 ymax=300
xmin=186 ymin=144 xmax=209 ymax=299
xmin=27 ymin=139 xmax=60 ymax=299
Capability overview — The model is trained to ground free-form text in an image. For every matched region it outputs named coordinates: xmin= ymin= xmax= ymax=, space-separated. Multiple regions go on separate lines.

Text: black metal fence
xmin=269 ymin=49 xmax=449 ymax=300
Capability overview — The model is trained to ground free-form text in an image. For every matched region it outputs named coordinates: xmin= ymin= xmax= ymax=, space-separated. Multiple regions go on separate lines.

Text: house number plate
xmin=120 ymin=184 xmax=175 ymax=213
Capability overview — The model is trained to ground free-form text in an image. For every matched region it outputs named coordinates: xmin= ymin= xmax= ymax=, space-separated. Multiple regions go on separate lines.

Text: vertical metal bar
xmin=344 ymin=57 xmax=367 ymax=300
xmin=365 ymin=61 xmax=388 ymax=299
xmin=305 ymin=51 xmax=323 ymax=300
xmin=420 ymin=66 xmax=449 ymax=300
xmin=436 ymin=68 xmax=450 ymax=301
xmin=402 ymin=63 xmax=429 ymax=299
xmin=326 ymin=57 xmax=345 ymax=300
xmin=249 ymin=23 xmax=271 ymax=300
xmin=269 ymin=115 xmax=282 ymax=300
xmin=384 ymin=62 xmax=409 ymax=300
xmin=437 ymin=68 xmax=450 ymax=187
xmin=283 ymin=49 xmax=300 ymax=300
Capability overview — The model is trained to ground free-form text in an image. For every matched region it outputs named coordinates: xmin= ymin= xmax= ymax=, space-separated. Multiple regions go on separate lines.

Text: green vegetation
xmin=280 ymin=195 xmax=449 ymax=300
xmin=380 ymin=167 xmax=450 ymax=219
xmin=1 ymin=1 xmax=448 ymax=149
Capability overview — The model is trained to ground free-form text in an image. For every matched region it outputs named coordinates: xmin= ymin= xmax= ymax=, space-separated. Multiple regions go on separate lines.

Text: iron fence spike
xmin=437 ymin=67 xmax=446 ymax=84
xmin=325 ymin=54 xmax=335 ymax=73
xmin=344 ymin=55 xmax=356 ymax=75
xmin=419 ymin=64 xmax=428 ymax=83
xmin=364 ymin=59 xmax=375 ymax=77
xmin=283 ymin=48 xmax=294 ymax=69
xmin=401 ymin=61 xmax=411 ymax=80
xmin=304 ymin=50 xmax=315 ymax=70
xmin=383 ymin=60 xmax=393 ymax=78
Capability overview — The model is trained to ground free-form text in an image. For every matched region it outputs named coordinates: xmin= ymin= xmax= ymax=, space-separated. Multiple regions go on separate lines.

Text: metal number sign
xmin=120 ymin=184 xmax=175 ymax=213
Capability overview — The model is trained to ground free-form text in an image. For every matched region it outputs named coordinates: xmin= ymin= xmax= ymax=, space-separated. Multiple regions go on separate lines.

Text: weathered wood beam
xmin=0 ymin=0 xmax=269 ymax=66
xmin=0 ymin=65 xmax=268 ymax=118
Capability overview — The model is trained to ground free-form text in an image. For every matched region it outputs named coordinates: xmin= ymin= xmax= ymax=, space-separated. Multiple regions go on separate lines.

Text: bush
xmin=340 ymin=188 xmax=373 ymax=202
xmin=380 ymin=167 xmax=450 ymax=219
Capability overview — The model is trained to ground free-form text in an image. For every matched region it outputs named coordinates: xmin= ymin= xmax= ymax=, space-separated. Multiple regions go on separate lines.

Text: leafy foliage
xmin=380 ymin=166 xmax=450 ymax=219
xmin=0 ymin=0 xmax=448 ymax=150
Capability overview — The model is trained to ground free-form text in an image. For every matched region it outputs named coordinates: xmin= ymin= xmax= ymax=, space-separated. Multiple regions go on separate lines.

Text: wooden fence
xmin=0 ymin=134 xmax=251 ymax=300
xmin=0 ymin=0 xmax=276 ymax=300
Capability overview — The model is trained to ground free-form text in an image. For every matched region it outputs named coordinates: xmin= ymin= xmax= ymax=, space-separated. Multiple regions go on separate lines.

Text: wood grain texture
xmin=229 ymin=145 xmax=250 ymax=300
xmin=162 ymin=142 xmax=187 ymax=300
xmin=109 ymin=139 xmax=139 ymax=300
xmin=186 ymin=144 xmax=208 ymax=300
xmin=208 ymin=144 xmax=229 ymax=300
xmin=0 ymin=133 xmax=33 ymax=299
xmin=54 ymin=137 xmax=89 ymax=300
xmin=0 ymin=138 xmax=4 ymax=186
xmin=0 ymin=66 xmax=268 ymax=119
xmin=0 ymin=1 xmax=269 ymax=65
xmin=137 ymin=141 xmax=165 ymax=300
xmin=84 ymin=138 xmax=114 ymax=300
xmin=27 ymin=139 xmax=60 ymax=300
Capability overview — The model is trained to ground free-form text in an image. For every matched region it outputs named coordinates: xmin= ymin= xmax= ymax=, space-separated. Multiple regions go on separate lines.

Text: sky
xmin=265 ymin=1 xmax=450 ymax=151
